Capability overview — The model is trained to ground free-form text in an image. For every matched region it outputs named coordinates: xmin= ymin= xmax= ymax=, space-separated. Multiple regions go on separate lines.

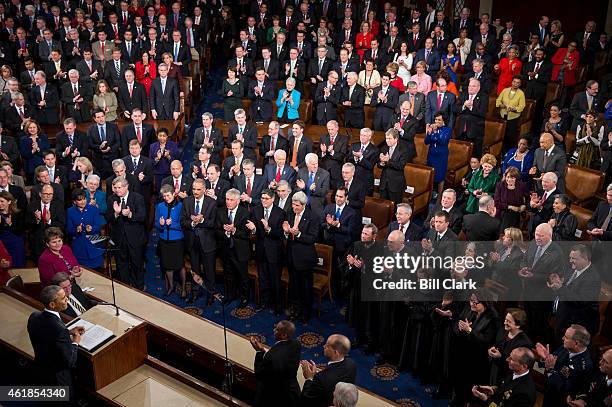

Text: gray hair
xmin=234 ymin=108 xmax=246 ymax=117
xmin=274 ymin=149 xmax=287 ymax=160
xmin=201 ymin=112 xmax=214 ymax=121
xmin=305 ymin=153 xmax=318 ymax=165
xmin=112 ymin=176 xmax=128 ymax=187
xmin=242 ymin=158 xmax=255 ymax=168
xmin=40 ymin=285 xmax=62 ymax=308
xmin=606 ymin=182 xmax=612 ymax=192
xmin=347 ymin=72 xmax=358 ymax=80
xmin=472 ymin=59 xmax=484 ymax=67
xmin=112 ymin=159 xmax=125 ymax=170
xmin=397 ymin=203 xmax=412 ymax=215
xmin=327 ymin=120 xmax=339 ymax=129
xmin=157 ymin=62 xmax=168 ymax=70
xmin=11 ymin=92 xmax=24 ymax=101
xmin=478 ymin=195 xmax=494 ymax=209
xmin=68 ymin=69 xmax=79 ymax=76
xmin=50 ymin=272 xmax=71 ymax=286
xmin=542 ymin=172 xmax=558 ymax=184
xmin=407 ymin=81 xmax=417 ymax=89
xmin=292 ymin=191 xmax=307 ymax=205
xmin=86 ymin=174 xmax=100 ymax=185
xmin=570 ymin=324 xmax=591 ymax=347
xmin=360 ymin=127 xmax=372 ymax=137
xmin=342 ymin=162 xmax=355 ymax=173
xmin=63 ymin=117 xmax=77 ymax=126
xmin=160 ymin=184 xmax=174 ymax=195
xmin=285 ymin=77 xmax=296 ymax=86
xmin=226 ymin=188 xmax=241 ymax=199
xmin=277 ymin=180 xmax=292 ymax=192
xmin=333 ymin=382 xmax=358 ymax=407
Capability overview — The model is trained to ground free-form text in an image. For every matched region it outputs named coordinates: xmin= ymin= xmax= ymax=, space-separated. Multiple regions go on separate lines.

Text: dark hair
xmin=72 ymin=188 xmax=86 ymax=201
xmin=44 ymin=226 xmax=64 ymax=243
xmin=433 ymin=210 xmax=449 ymax=222
xmin=571 ymin=243 xmax=592 ymax=261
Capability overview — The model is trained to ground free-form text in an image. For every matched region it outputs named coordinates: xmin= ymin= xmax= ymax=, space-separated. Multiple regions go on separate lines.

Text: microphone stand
xmin=105 ymin=239 xmax=120 ymax=316
xmin=190 ymin=271 xmax=234 ymax=395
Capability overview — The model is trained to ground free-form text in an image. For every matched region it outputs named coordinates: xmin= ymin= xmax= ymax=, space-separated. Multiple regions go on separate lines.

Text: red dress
xmin=496 ymin=57 xmax=522 ymax=95
xmin=135 ymin=60 xmax=157 ymax=97
xmin=390 ymin=76 xmax=405 ymax=93
xmin=356 ymin=32 xmax=374 ymax=62
xmin=551 ymin=48 xmax=580 ymax=86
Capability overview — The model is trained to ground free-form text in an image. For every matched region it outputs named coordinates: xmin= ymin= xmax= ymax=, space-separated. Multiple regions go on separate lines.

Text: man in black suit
xmin=237 ymin=29 xmax=258 ymax=60
xmin=529 ymin=134 xmax=567 ymax=193
xmin=425 ymin=77 xmax=456 ymax=128
xmin=462 ymin=59 xmax=492 ymax=94
xmin=43 ymin=51 xmax=69 ymax=90
xmin=30 ymin=167 xmax=65 ymax=206
xmin=308 ymin=46 xmax=333 ymax=94
xmin=464 ymin=45 xmax=494 ymax=75
xmin=88 ymin=108 xmax=121 ymax=178
xmin=300 ymin=334 xmax=357 ymax=407
xmin=51 ymin=272 xmax=95 ymax=318
xmin=250 ymin=320 xmax=301 ymax=407
xmin=378 ymin=129 xmax=409 ymax=205
xmin=462 ymin=195 xmax=500 ymax=242
xmin=161 ymin=160 xmax=192 ymax=200
xmin=452 ymin=7 xmax=474 ymax=38
xmin=250 ymin=189 xmax=286 ymax=313
xmin=586 ymin=185 xmax=612 ymax=241
xmin=228 ymin=45 xmax=255 ymax=80
xmin=0 ymin=168 xmax=27 ymax=213
xmin=55 ymin=119 xmax=88 ymax=168
xmin=26 ymin=185 xmax=66 ymax=260
xmin=333 ymin=48 xmax=360 ymax=87
xmin=569 ymin=80 xmax=601 ymax=131
xmin=421 ymin=210 xmax=458 ymax=261
xmin=164 ymin=30 xmax=191 ymax=76
xmin=192 ymin=112 xmax=224 ymax=164
xmin=319 ymin=120 xmax=348 ymax=187
xmin=105 ymin=176 xmax=147 ymax=289
xmin=371 ymin=73 xmax=399 ymax=131
xmin=339 ymin=163 xmax=366 ymax=213
xmin=528 ymin=172 xmax=558 ymax=236
xmin=523 ymin=48 xmax=552 ymax=130
xmin=314 ymin=70 xmax=340 ymax=125
xmin=216 ymin=188 xmax=251 ymax=307
xmin=288 ymin=121 xmax=313 ymax=169
xmin=473 ymin=23 xmax=497 ymax=56
xmin=455 ymin=78 xmax=487 ymax=157
xmin=27 ymin=285 xmax=83 ymax=391
xmin=30 ymin=71 xmax=60 ymax=125
xmin=205 ymin=164 xmax=231 ymax=208
xmin=0 ymin=125 xmax=20 ymax=163
xmin=248 ymin=68 xmax=276 ymax=122
xmin=271 ymin=32 xmax=289 ymax=62
xmin=227 ymin=109 xmax=259 ymax=162
xmin=43 ymin=150 xmax=69 ymax=190
xmin=340 ymin=72 xmax=366 ymax=128
xmin=347 ymin=128 xmax=379 ymax=196
xmin=256 ymin=47 xmax=280 ymax=81
xmin=336 ymin=19 xmax=357 ymax=50
xmin=105 ymin=159 xmax=144 ymax=199
xmin=76 ymin=49 xmax=104 ymax=92
xmin=119 ymin=30 xmax=141 ymax=64
xmin=103 ymin=48 xmax=129 ymax=92
xmin=260 ymin=121 xmax=290 ymax=166
xmin=390 ymin=101 xmax=418 ymax=159
xmin=425 ymin=189 xmax=463 ymax=235
xmin=574 ymin=21 xmax=599 ymax=67
xmin=123 ymin=140 xmax=153 ymax=204
xmin=181 ymin=179 xmax=217 ymax=304
xmin=387 ymin=203 xmax=423 ymax=243
xmin=149 ymin=63 xmax=180 ymax=120
xmin=549 ymin=244 xmax=601 ymax=340
xmin=121 ymin=108 xmax=155 ymax=155
xmin=60 ymin=69 xmax=92 ymax=123
xmin=281 ymin=48 xmax=306 ymax=91
xmin=2 ymin=92 xmax=33 ymax=135
xmin=291 ymin=30 xmax=312 ymax=64
xmin=234 ymin=159 xmax=265 ymax=210
xmin=118 ymin=70 xmax=148 ymax=119
xmin=472 ymin=347 xmax=536 ymax=406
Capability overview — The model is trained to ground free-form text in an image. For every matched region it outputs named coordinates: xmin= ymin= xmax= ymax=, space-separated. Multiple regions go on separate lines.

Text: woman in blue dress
xmin=66 ymin=189 xmax=105 ymax=270
xmin=18 ymin=119 xmax=50 ymax=183
xmin=440 ymin=42 xmax=460 ymax=85
xmin=155 ymin=184 xmax=185 ymax=297
xmin=84 ymin=174 xmax=107 ymax=226
xmin=149 ymin=128 xmax=179 ymax=190
xmin=501 ymin=137 xmax=534 ymax=183
xmin=0 ymin=191 xmax=25 ymax=268
xmin=425 ymin=113 xmax=452 ymax=198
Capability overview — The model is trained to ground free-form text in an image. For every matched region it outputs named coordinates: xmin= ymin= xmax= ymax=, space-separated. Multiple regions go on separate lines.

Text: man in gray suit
xmin=397 ymin=81 xmax=426 ymax=132
xmin=295 ymin=153 xmax=330 ymax=221
xmin=149 ymin=63 xmax=180 ymax=120
xmin=569 ymin=80 xmax=601 ymax=130
xmin=529 ymin=132 xmax=566 ymax=193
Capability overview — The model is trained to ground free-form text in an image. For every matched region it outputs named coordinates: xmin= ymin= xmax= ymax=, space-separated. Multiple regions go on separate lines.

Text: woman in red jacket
xmin=551 ymin=41 xmax=580 ymax=87
xmin=135 ymin=52 xmax=157 ymax=97
xmin=494 ymin=46 xmax=522 ymax=95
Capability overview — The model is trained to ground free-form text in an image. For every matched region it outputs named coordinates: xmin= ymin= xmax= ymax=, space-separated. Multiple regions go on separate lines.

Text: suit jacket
xmin=522 ymin=60 xmax=552 ymax=101
xmin=228 ymin=57 xmax=255 ymax=78
xmin=587 ymin=201 xmax=612 ymax=240
xmin=307 ymin=57 xmax=333 ymax=81
xmin=378 ymin=143 xmax=409 ymax=193
xmin=103 ymin=59 xmax=129 ymax=90
xmin=340 ymin=84 xmax=366 ymax=125
xmin=342 ymin=178 xmax=366 ymax=212
xmin=570 ymin=91 xmax=602 ymax=130
xmin=163 ymin=41 xmax=191 ymax=75
xmin=487 ymin=371 xmax=536 ymax=407
xmin=193 ymin=126 xmax=224 ymax=163
xmin=215 ymin=205 xmax=251 ymax=262
xmin=105 ymin=173 xmax=142 ymax=197
xmin=288 ymin=136 xmax=313 ymax=168
xmin=381 ymin=35 xmax=402 ymax=55
xmin=149 ymin=76 xmax=180 ymax=118
xmin=260 ymin=135 xmax=290 ymax=163
xmin=26 ymin=200 xmax=66 ymax=257
xmin=3 ymin=103 xmax=34 ymax=134
xmin=462 ymin=211 xmax=500 ymax=242
xmin=389 ymin=114 xmax=417 ymax=160
xmin=105 ymin=192 xmax=146 ymax=248
xmin=521 ymin=241 xmax=564 ymax=297
xmin=60 ymin=80 xmax=92 ymax=122
xmin=414 ymin=48 xmax=441 ymax=77
xmin=554 ymin=265 xmax=601 ymax=336
xmin=319 ymin=133 xmax=348 ymax=183
xmin=425 ymin=227 xmax=458 ymax=259
xmin=117 ymin=81 xmax=148 ymax=115
xmin=300 ymin=358 xmax=357 ymax=407
xmin=371 ymin=85 xmax=399 ymax=128
xmin=119 ymin=41 xmax=141 ymax=64
xmin=161 ymin=175 xmax=193 ymax=197
xmin=426 ymin=90 xmax=456 ymax=125
xmin=205 ymin=178 xmax=231 ymax=207
xmin=462 ymin=70 xmax=493 ymax=94
xmin=4 ymin=184 xmax=27 ymax=213
xmin=87 ymin=122 xmax=121 ymax=159
xmin=0 ymin=134 xmax=20 ymax=162
xmin=253 ymin=338 xmax=301 ymax=407
xmin=29 ymin=85 xmax=60 ymax=124
xmin=322 ymin=203 xmax=358 ymax=251
xmin=314 ymin=81 xmax=340 ymax=123
xmin=247 ymin=78 xmax=276 ymax=120
xmin=426 ymin=204 xmax=463 ymax=235
xmin=180 ymin=195 xmax=217 ymax=253
xmin=252 ymin=204 xmax=286 ymax=264
xmin=63 ymin=284 xmax=96 ymax=318
xmin=38 ymin=39 xmax=62 ymax=61
xmin=227 ymin=123 xmax=259 ymax=162
xmin=532 ymin=146 xmax=566 ymax=192
xmin=347 ymin=142 xmax=378 ymax=194
xmin=281 ymin=58 xmax=306 ymax=82
xmin=396 ymin=92 xmax=427 ymax=122
xmin=454 ymin=91 xmax=487 ymax=140
xmin=233 ymin=174 xmax=266 ymax=207
xmin=255 ymin=58 xmax=280 ymax=81
xmin=271 ymin=44 xmax=289 ymax=62
xmin=528 ymin=189 xmax=556 ymax=232
xmin=263 ymin=164 xmax=296 ymax=187
xmin=123 ymin=155 xmax=153 ymax=192
xmin=121 ymin=122 xmax=155 ymax=155
xmin=27 ymin=311 xmax=78 ymax=386
xmin=285 ymin=207 xmax=320 ymax=270
xmin=75 ymin=58 xmax=104 ymax=86
xmin=387 ymin=220 xmax=423 ymax=243
xmin=296 ymin=167 xmax=330 ymax=220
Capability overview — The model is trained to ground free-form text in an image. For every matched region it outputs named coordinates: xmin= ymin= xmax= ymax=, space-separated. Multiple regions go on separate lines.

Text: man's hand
xmin=246 ymin=220 xmax=256 ymax=231
xmin=518 ymin=267 xmax=533 ymax=278
xmin=282 ymin=220 xmax=290 ymax=234
xmin=121 ymin=206 xmax=132 ymax=217
xmin=151 ymin=109 xmax=158 ymax=119
xmin=300 ymin=360 xmax=318 ymax=380
xmin=296 ymin=178 xmax=306 ymax=190
xmin=69 ymin=326 xmax=86 ymax=344
xmin=249 ymin=336 xmax=266 ymax=352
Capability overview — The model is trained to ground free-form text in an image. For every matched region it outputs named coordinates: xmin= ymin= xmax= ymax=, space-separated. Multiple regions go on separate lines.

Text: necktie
xmin=204 ymin=128 xmax=209 ymax=144
xmin=42 ymin=204 xmax=48 ymax=222
xmin=174 ymin=178 xmax=179 ymax=192
xmin=136 ymin=126 xmax=142 ymax=143
xmin=127 ymin=42 xmax=131 ymax=55
xmin=264 ymin=208 xmax=269 ymax=221
xmin=349 ymin=86 xmax=353 ymax=100
xmin=133 ymin=158 xmax=138 ymax=169
xmin=437 ymin=93 xmax=442 ymax=109
xmin=68 ymin=296 xmax=86 ymax=314
xmin=121 ymin=197 xmax=126 ymax=209
xmin=307 ymin=172 xmax=315 ymax=192
xmin=543 ymin=151 xmax=549 ymax=167
xmin=186 ymin=29 xmax=191 ymax=47
xmin=73 ymin=84 xmax=78 ymax=96
xmin=293 ymin=212 xmax=300 ymax=230
xmin=291 ymin=138 xmax=299 ymax=167
xmin=113 ymin=25 xmax=118 ymax=40
xmin=228 ymin=210 xmax=233 ymax=223
xmin=18 ymin=107 xmax=24 ymax=118
xmin=264 ymin=59 xmax=269 ymax=72
xmin=535 ymin=62 xmax=540 ymax=73
xmin=174 ymin=43 xmax=179 ymax=60
xmin=195 ymin=199 xmax=200 ymax=215
xmin=49 ymin=168 xmax=54 ymax=181
xmin=587 ymin=95 xmax=593 ymax=110
xmin=360 ymin=144 xmax=365 ymax=153
xmin=68 ymin=135 xmax=73 ymax=145
xmin=101 ymin=41 xmax=105 ymax=55
xmin=115 ymin=61 xmax=120 ymax=77
xmin=99 ymin=126 xmax=106 ymax=141
xmin=601 ymin=207 xmax=612 ymax=231
xmin=318 ymin=59 xmax=323 ymax=74
xmin=533 ymin=245 xmax=544 ymax=267
xmin=129 ymin=83 xmax=133 ymax=97
xmin=246 ymin=177 xmax=252 ymax=196
xmin=425 ymin=50 xmax=429 ymax=61
xmin=335 ymin=207 xmax=341 ymax=219
xmin=161 ymin=79 xmax=166 ymax=94
xmin=174 ymin=14 xmax=178 ymax=28
xmin=275 ymin=167 xmax=281 ymax=182
xmin=400 ymin=116 xmax=405 ymax=127
xmin=330 ymin=135 xmax=335 ymax=145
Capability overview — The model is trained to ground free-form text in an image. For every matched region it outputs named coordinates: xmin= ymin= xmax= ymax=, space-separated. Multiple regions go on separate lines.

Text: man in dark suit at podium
xmin=27 ymin=285 xmax=83 ymax=391
xmin=250 ymin=320 xmax=301 ymax=407
xmin=300 ymin=334 xmax=357 ymax=407
xmin=51 ymin=272 xmax=95 ymax=318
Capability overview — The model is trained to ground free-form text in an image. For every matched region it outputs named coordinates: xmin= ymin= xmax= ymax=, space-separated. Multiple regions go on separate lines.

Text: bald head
xmin=539 ymin=133 xmax=554 ymax=150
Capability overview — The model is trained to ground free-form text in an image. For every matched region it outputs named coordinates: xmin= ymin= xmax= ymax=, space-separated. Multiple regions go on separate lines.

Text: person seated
xmin=66 ymin=189 xmax=105 ymax=270
xmin=50 ymin=272 xmax=96 ymax=318
xmin=38 ymin=227 xmax=82 ymax=287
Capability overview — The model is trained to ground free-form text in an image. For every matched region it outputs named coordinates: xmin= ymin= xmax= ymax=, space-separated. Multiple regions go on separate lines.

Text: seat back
xmin=5 ymin=274 xmax=23 ymax=291
xmin=404 ymin=163 xmax=434 ymax=215
xmin=364 ymin=105 xmax=375 ymax=129
xmin=545 ymin=82 xmax=562 ymax=106
xmin=565 ymin=131 xmax=576 ymax=156
xmin=565 ymin=164 xmax=604 ymax=205
xmin=519 ymin=99 xmax=536 ymax=135
xmin=446 ymin=139 xmax=473 ymax=186
xmin=362 ymin=196 xmax=395 ymax=229
xmin=485 ymin=94 xmax=499 ymax=120
xmin=483 ymin=120 xmax=506 ymax=158
xmin=314 ymin=243 xmax=333 ymax=282
xmin=298 ymin=99 xmax=313 ymax=123
xmin=413 ymin=134 xmax=429 ymax=165
xmin=570 ymin=205 xmax=594 ymax=241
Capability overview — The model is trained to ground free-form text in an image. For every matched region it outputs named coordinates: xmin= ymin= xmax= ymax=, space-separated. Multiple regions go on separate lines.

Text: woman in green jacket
xmin=466 ymin=153 xmax=501 ymax=213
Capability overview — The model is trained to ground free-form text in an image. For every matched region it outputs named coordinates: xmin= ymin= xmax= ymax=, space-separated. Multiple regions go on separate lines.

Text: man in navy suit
xmin=234 ymin=159 xmax=266 ymax=210
xmin=339 ymin=163 xmax=366 ymax=213
xmin=347 ymin=128 xmax=379 ymax=196
xmin=378 ymin=129 xmax=410 ymax=204
xmin=387 ymin=203 xmax=423 ymax=243
xmin=227 ymin=110 xmax=259 ymax=163
xmin=248 ymin=68 xmax=276 ymax=122
xmin=426 ymin=77 xmax=456 ymax=128
xmin=454 ymin=78 xmax=487 ymax=157
xmin=319 ymin=120 xmax=349 ymax=187
xmin=251 ymin=189 xmax=286 ymax=313
xmin=340 ymin=72 xmax=366 ymax=128
xmin=205 ymin=165 xmax=231 ymax=208
xmin=149 ymin=63 xmax=180 ymax=120
xmin=88 ymin=108 xmax=121 ymax=178
xmin=264 ymin=149 xmax=297 ymax=189
xmin=118 ymin=70 xmax=148 ymax=119
xmin=288 ymin=121 xmax=313 ymax=170
xmin=54 ymin=118 xmax=88 ymax=168
xmin=120 ymin=108 xmax=155 ymax=155
xmin=161 ymin=160 xmax=193 ymax=201
xmin=165 ymin=30 xmax=191 ymax=76
xmin=283 ymin=191 xmax=320 ymax=322
xmin=123 ymin=140 xmax=153 ymax=204
xmin=314 ymin=70 xmax=340 ymax=125
xmin=30 ymin=71 xmax=60 ymax=125
xmin=371 ymin=73 xmax=400 ymax=131
xmin=260 ymin=121 xmax=290 ymax=165
xmin=414 ymin=38 xmax=440 ymax=78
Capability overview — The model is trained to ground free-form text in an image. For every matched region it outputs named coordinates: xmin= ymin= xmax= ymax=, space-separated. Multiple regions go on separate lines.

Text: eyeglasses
xmin=470 ymin=299 xmax=481 ymax=305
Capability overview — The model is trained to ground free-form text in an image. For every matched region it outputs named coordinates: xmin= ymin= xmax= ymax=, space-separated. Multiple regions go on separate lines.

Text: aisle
xmin=143 ymin=65 xmax=447 ymax=407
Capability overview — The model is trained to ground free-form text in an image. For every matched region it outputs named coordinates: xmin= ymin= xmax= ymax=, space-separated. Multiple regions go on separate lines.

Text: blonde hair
xmin=480 ymin=153 xmax=497 ymax=167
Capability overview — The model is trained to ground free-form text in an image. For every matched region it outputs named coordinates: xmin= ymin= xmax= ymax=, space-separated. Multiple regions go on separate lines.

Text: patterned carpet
xmin=142 ymin=65 xmax=447 ymax=407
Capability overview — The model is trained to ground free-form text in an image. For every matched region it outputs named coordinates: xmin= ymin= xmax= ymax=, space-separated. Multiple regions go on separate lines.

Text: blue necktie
xmin=335 ymin=207 xmax=341 ymax=219
xmin=195 ymin=199 xmax=200 ymax=215
xmin=306 ymin=172 xmax=315 ymax=202
xmin=99 ymin=126 xmax=106 ymax=141
xmin=228 ymin=210 xmax=233 ymax=223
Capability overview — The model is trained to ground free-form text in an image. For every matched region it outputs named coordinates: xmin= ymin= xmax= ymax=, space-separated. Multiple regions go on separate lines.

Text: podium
xmin=74 ymin=305 xmax=147 ymax=390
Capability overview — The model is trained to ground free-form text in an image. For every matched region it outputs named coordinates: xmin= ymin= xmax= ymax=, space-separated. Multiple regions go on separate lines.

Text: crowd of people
xmin=1 ymin=0 xmax=611 ymax=406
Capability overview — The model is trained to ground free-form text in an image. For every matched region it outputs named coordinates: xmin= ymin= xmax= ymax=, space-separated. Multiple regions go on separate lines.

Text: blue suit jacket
xmin=414 ymin=48 xmax=441 ymax=76
xmin=276 ymin=88 xmax=301 ymax=120
xmin=321 ymin=204 xmax=358 ymax=251
xmin=264 ymin=164 xmax=297 ymax=187
xmin=425 ymin=90 xmax=456 ymax=126
xmin=155 ymin=201 xmax=184 ymax=241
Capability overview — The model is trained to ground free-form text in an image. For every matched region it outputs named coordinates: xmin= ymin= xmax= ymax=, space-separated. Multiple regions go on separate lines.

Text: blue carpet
xmin=143 ymin=65 xmax=447 ymax=407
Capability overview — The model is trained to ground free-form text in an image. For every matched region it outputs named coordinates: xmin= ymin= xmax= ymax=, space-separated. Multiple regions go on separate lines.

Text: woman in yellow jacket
xmin=496 ymin=75 xmax=525 ymax=152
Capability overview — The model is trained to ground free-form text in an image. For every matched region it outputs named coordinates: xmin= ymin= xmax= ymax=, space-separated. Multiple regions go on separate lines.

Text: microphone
xmin=105 ymin=239 xmax=120 ymax=316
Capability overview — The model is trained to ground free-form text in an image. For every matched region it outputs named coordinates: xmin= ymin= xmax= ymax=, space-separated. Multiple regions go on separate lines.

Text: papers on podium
xmin=66 ymin=318 xmax=115 ymax=352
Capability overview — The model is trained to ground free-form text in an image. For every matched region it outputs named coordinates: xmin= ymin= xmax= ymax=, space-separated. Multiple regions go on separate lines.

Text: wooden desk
xmin=0 ymin=292 xmax=36 ymax=359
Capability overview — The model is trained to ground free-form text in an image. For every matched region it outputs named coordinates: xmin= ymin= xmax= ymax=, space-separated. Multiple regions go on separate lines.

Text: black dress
xmin=489 ymin=329 xmax=533 ymax=385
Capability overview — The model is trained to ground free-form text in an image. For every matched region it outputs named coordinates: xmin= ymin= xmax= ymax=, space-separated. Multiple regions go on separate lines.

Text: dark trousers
xmin=290 ymin=265 xmax=313 ymax=318
xmin=223 ymin=252 xmax=248 ymax=301
xmin=345 ymin=112 xmax=364 ymax=128
xmin=93 ymin=154 xmax=114 ymax=179
xmin=115 ymin=238 xmax=145 ymax=289
xmin=502 ymin=117 xmax=520 ymax=153
xmin=258 ymin=259 xmax=281 ymax=309
xmin=380 ymin=187 xmax=403 ymax=205
xmin=524 ymin=300 xmax=552 ymax=345
xmin=190 ymin=237 xmax=216 ymax=291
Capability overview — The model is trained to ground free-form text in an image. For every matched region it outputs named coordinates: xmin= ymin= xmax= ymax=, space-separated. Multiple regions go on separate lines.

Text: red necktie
xmin=400 ymin=116 xmax=405 ymax=127
xmin=329 ymin=136 xmax=334 ymax=145
xmin=101 ymin=41 xmax=105 ymax=55
xmin=174 ymin=178 xmax=179 ymax=192
xmin=246 ymin=177 xmax=252 ymax=196
xmin=129 ymin=83 xmax=133 ymax=97
xmin=275 ymin=167 xmax=281 ymax=182
xmin=42 ymin=204 xmax=48 ymax=223
xmin=186 ymin=29 xmax=191 ymax=47
xmin=437 ymin=93 xmax=442 ymax=110
xmin=174 ymin=14 xmax=178 ymax=28
xmin=113 ymin=25 xmax=118 ymax=40
xmin=136 ymin=126 xmax=142 ymax=143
